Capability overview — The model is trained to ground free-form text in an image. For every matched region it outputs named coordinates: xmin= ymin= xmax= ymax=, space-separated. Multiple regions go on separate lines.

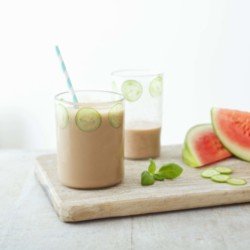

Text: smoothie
xmin=55 ymin=93 xmax=124 ymax=189
xmin=125 ymin=121 xmax=161 ymax=159
xmin=111 ymin=69 xmax=163 ymax=160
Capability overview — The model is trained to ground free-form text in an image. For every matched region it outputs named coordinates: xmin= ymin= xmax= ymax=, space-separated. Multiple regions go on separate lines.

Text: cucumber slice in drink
xmin=211 ymin=174 xmax=230 ymax=183
xmin=227 ymin=178 xmax=247 ymax=186
xmin=75 ymin=108 xmax=102 ymax=132
xmin=214 ymin=166 xmax=232 ymax=174
xmin=201 ymin=169 xmax=220 ymax=178
xmin=108 ymin=103 xmax=123 ymax=128
xmin=121 ymin=80 xmax=143 ymax=102
xmin=149 ymin=75 xmax=163 ymax=97
xmin=56 ymin=104 xmax=69 ymax=128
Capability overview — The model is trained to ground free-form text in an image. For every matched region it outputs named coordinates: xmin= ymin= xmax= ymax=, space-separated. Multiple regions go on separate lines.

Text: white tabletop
xmin=1 ymin=150 xmax=250 ymax=250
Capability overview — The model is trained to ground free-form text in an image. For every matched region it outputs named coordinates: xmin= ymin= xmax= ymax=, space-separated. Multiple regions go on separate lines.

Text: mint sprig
xmin=141 ymin=171 xmax=155 ymax=186
xmin=148 ymin=159 xmax=156 ymax=174
xmin=141 ymin=160 xmax=183 ymax=186
xmin=158 ymin=163 xmax=183 ymax=179
xmin=153 ymin=173 xmax=165 ymax=181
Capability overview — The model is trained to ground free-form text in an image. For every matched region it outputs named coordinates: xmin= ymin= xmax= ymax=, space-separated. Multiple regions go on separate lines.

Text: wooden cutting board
xmin=35 ymin=145 xmax=250 ymax=222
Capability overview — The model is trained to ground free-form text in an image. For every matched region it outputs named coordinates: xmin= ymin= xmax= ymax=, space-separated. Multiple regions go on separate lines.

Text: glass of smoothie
xmin=55 ymin=90 xmax=124 ymax=189
xmin=111 ymin=70 xmax=163 ymax=159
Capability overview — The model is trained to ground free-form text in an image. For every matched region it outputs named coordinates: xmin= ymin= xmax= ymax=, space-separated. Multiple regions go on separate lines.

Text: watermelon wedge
xmin=182 ymin=124 xmax=232 ymax=167
xmin=211 ymin=108 xmax=250 ymax=161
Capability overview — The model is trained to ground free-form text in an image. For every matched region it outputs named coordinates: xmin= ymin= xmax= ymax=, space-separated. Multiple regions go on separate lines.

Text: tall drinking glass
xmin=111 ymin=70 xmax=163 ymax=159
xmin=55 ymin=90 xmax=124 ymax=189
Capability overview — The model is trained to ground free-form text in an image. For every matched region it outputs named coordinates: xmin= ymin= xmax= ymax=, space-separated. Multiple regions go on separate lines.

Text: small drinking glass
xmin=55 ymin=90 xmax=124 ymax=189
xmin=111 ymin=69 xmax=163 ymax=159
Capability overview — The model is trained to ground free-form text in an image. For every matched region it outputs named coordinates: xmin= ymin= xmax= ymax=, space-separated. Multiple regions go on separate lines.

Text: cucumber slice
xmin=214 ymin=166 xmax=232 ymax=174
xmin=201 ymin=169 xmax=219 ymax=178
xmin=56 ymin=104 xmax=69 ymax=128
xmin=149 ymin=75 xmax=163 ymax=97
xmin=201 ymin=169 xmax=220 ymax=178
xmin=75 ymin=108 xmax=102 ymax=132
xmin=121 ymin=80 xmax=143 ymax=102
xmin=108 ymin=103 xmax=123 ymax=128
xmin=211 ymin=174 xmax=230 ymax=183
xmin=227 ymin=178 xmax=247 ymax=186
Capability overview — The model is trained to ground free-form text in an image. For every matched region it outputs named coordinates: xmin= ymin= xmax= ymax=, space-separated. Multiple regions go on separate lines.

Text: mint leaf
xmin=159 ymin=163 xmax=183 ymax=179
xmin=148 ymin=159 xmax=156 ymax=174
xmin=153 ymin=172 xmax=165 ymax=181
xmin=141 ymin=171 xmax=155 ymax=186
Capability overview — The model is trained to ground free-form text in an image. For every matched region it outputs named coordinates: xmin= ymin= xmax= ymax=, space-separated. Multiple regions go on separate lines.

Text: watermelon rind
xmin=182 ymin=142 xmax=200 ymax=167
xmin=211 ymin=108 xmax=250 ymax=162
xmin=182 ymin=124 xmax=212 ymax=167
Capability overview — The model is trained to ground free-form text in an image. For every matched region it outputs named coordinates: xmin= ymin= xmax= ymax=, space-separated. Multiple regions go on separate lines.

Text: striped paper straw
xmin=55 ymin=46 xmax=78 ymax=103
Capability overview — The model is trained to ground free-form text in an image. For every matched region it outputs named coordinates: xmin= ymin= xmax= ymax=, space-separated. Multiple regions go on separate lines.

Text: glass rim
xmin=55 ymin=89 xmax=124 ymax=106
xmin=111 ymin=69 xmax=164 ymax=78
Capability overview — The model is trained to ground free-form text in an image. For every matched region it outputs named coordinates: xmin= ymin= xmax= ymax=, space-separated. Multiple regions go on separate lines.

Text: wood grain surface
xmin=35 ymin=145 xmax=250 ymax=222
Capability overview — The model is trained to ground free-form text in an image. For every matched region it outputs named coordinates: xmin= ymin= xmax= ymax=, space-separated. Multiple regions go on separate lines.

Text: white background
xmin=0 ymin=0 xmax=249 ymax=150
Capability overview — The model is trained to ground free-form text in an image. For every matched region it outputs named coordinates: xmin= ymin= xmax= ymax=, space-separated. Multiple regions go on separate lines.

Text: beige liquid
xmin=56 ymin=107 xmax=124 ymax=189
xmin=125 ymin=121 xmax=161 ymax=159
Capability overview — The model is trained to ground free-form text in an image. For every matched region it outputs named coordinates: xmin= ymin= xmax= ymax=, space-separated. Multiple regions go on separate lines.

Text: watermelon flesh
xmin=182 ymin=124 xmax=232 ymax=167
xmin=211 ymin=108 xmax=250 ymax=161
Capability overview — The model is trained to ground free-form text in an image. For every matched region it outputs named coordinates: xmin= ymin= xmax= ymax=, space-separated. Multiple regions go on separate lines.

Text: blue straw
xmin=55 ymin=46 xmax=78 ymax=103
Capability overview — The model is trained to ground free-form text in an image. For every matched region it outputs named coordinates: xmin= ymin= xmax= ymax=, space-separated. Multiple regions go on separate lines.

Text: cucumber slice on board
xmin=214 ymin=166 xmax=232 ymax=174
xmin=201 ymin=169 xmax=220 ymax=178
xmin=121 ymin=80 xmax=143 ymax=102
xmin=227 ymin=178 xmax=247 ymax=186
xmin=75 ymin=108 xmax=102 ymax=132
xmin=149 ymin=75 xmax=163 ymax=97
xmin=56 ymin=104 xmax=69 ymax=128
xmin=108 ymin=103 xmax=123 ymax=128
xmin=211 ymin=174 xmax=230 ymax=183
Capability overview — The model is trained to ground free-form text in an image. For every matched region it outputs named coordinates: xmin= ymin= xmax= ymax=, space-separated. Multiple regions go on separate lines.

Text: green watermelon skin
xmin=211 ymin=108 xmax=250 ymax=162
xmin=182 ymin=141 xmax=200 ymax=167
xmin=182 ymin=124 xmax=232 ymax=167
